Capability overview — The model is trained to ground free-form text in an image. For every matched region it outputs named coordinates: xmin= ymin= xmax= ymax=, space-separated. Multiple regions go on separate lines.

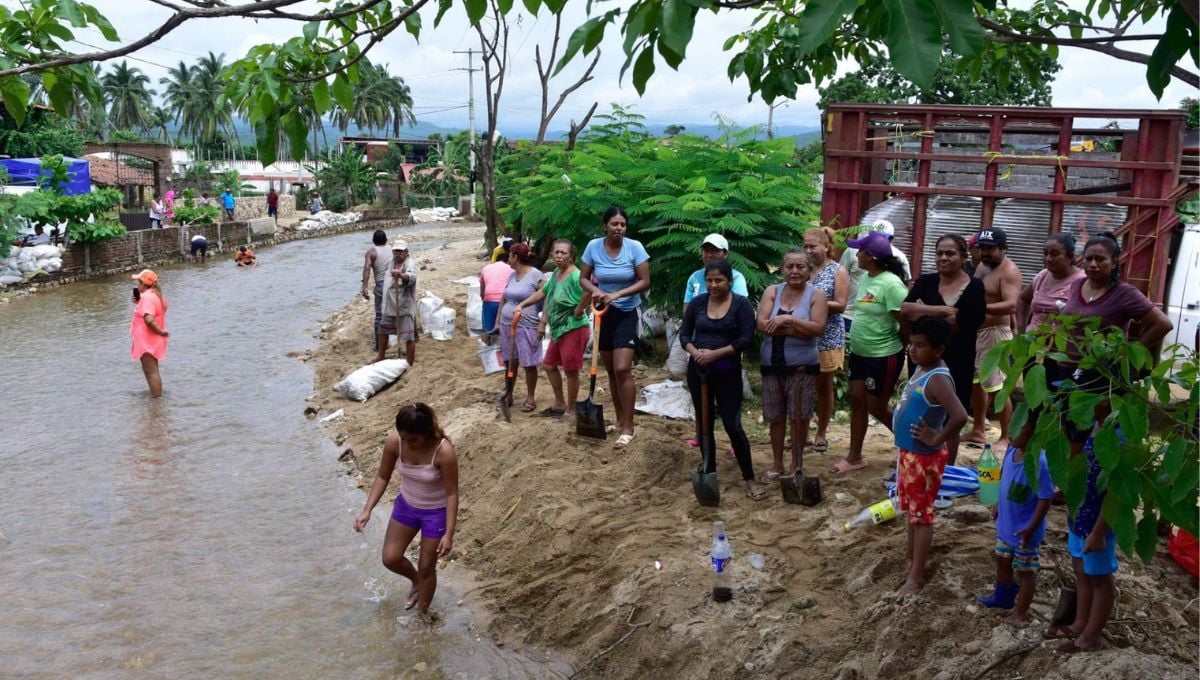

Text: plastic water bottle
xmin=977 ymin=443 xmax=1001 ymax=506
xmin=711 ymin=520 xmax=732 ymax=602
xmin=843 ymin=497 xmax=903 ymax=531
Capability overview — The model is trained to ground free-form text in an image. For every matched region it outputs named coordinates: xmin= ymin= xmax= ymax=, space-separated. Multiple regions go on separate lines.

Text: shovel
xmin=690 ymin=366 xmax=721 ymax=507
xmin=574 ymin=302 xmax=608 ymax=439
xmin=780 ymin=375 xmax=822 ymax=506
xmin=498 ymin=310 xmax=521 ymax=422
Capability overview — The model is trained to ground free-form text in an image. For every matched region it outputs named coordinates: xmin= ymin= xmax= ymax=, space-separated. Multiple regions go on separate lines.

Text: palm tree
xmin=101 ymin=61 xmax=156 ymax=132
xmin=148 ymin=106 xmax=172 ymax=143
xmin=158 ymin=53 xmax=235 ymax=146
xmin=331 ymin=62 xmax=416 ymax=137
xmin=159 ymin=60 xmax=193 ymax=143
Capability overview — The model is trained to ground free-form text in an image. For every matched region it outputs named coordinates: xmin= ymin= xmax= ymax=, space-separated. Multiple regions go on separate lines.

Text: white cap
xmin=871 ymin=219 xmax=895 ymax=239
xmin=701 ymin=233 xmax=729 ymax=251
xmin=390 ymin=238 xmax=408 ymax=251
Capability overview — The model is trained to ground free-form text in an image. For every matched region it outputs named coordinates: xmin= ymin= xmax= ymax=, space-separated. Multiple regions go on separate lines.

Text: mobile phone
xmin=132 ymin=286 xmax=141 ymax=302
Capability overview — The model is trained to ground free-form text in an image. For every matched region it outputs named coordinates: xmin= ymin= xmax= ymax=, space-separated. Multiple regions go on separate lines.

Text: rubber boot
xmin=976 ymin=581 xmax=1019 ymax=609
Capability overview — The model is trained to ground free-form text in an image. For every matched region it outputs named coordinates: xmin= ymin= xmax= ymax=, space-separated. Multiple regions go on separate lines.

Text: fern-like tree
xmin=502 ymin=105 xmax=819 ymax=311
xmin=100 ymin=61 xmax=155 ymax=134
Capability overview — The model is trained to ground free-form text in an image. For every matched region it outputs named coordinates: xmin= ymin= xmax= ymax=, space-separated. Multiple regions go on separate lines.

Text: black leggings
xmin=687 ymin=360 xmax=753 ymax=480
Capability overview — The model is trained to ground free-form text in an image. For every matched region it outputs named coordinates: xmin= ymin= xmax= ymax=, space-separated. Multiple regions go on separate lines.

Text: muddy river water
xmin=0 ymin=228 xmax=567 ymax=678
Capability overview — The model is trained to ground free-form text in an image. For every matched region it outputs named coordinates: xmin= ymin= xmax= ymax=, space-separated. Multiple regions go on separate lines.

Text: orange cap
xmin=131 ymin=269 xmax=158 ymax=285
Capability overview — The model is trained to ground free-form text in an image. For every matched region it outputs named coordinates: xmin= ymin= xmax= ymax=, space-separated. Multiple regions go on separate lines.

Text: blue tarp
xmin=0 ymin=157 xmax=91 ymax=195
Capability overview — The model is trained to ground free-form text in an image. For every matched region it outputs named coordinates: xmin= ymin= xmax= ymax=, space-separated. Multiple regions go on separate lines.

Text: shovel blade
xmin=574 ymin=399 xmax=606 ymax=439
xmin=779 ymin=474 xmax=803 ymax=505
xmin=691 ymin=469 xmax=721 ymax=507
xmin=499 ymin=396 xmax=511 ymax=423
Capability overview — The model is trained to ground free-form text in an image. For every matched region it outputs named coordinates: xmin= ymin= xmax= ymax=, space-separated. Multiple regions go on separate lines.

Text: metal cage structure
xmin=821 ymin=104 xmax=1191 ymax=303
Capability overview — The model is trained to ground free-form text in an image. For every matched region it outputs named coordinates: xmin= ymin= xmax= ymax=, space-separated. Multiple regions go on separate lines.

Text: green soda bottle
xmin=977 ymin=443 xmax=1000 ymax=506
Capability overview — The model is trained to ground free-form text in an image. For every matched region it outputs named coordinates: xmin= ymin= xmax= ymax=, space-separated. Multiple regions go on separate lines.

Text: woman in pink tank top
xmin=354 ymin=403 xmax=459 ymax=615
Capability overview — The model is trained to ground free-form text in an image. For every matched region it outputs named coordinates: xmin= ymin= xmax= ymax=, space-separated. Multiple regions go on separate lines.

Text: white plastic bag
xmin=428 ymin=307 xmax=457 ymax=340
xmin=634 ymin=380 xmax=694 ymax=420
xmin=466 ymin=280 xmax=483 ymax=337
xmin=333 ymin=359 xmax=409 ymax=402
xmin=641 ymin=307 xmax=668 ymax=338
xmin=665 ymin=319 xmax=688 ymax=377
xmin=417 ymin=291 xmax=444 ymax=332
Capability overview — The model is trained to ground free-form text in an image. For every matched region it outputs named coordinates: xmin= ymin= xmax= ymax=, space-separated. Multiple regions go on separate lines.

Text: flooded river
xmin=0 ymin=228 xmax=568 ymax=678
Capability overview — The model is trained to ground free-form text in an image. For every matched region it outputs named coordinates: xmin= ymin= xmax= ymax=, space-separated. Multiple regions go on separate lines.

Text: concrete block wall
xmin=225 ymin=195 xmax=298 ymax=222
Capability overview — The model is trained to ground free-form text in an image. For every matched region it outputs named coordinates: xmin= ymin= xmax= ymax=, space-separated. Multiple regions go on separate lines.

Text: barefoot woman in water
xmin=355 ymin=403 xmax=459 ymax=615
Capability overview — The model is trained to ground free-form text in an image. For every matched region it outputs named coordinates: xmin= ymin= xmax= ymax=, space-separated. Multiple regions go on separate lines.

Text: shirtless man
xmin=965 ymin=228 xmax=1021 ymax=446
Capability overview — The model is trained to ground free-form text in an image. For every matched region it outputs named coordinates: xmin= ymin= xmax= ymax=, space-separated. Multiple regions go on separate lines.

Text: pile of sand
xmin=305 ymin=224 xmax=1198 ymax=678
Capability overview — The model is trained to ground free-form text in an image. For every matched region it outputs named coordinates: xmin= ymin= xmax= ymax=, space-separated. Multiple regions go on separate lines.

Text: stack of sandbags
xmin=410 ymin=206 xmax=460 ymax=224
xmin=0 ymin=245 xmax=64 ymax=286
xmin=296 ymin=210 xmax=362 ymax=231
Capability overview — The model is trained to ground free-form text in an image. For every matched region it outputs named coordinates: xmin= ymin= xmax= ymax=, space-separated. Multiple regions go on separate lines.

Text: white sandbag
xmin=28 ymin=245 xmax=61 ymax=258
xmin=417 ymin=291 xmax=444 ymax=332
xmin=333 ymin=359 xmax=409 ymax=402
xmin=665 ymin=319 xmax=689 ymax=377
xmin=41 ymin=259 xmax=62 ymax=273
xmin=466 ymin=280 xmax=483 ymax=337
xmin=428 ymin=307 xmax=457 ymax=340
xmin=742 ymin=369 xmax=754 ymax=399
xmin=634 ymin=380 xmax=694 ymax=420
xmin=0 ymin=275 xmax=22 ymax=286
xmin=641 ymin=308 xmax=668 ymax=338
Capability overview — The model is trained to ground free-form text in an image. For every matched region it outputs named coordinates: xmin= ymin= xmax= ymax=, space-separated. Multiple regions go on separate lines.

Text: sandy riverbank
xmin=304 ymin=223 xmax=1198 ymax=679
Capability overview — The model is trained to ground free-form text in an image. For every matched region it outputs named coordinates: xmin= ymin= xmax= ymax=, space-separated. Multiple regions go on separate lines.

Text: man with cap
xmin=683 ymin=233 xmax=749 ymax=306
xmin=681 ymin=233 xmax=749 ymax=451
xmin=964 ymin=227 xmax=1022 ymax=447
xmin=490 ymin=236 xmax=515 ymax=263
xmin=376 ymin=238 xmax=419 ymax=365
xmin=839 ymin=220 xmax=910 ymax=335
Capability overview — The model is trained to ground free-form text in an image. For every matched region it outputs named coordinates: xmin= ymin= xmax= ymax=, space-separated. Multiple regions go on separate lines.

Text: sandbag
xmin=428 ymin=307 xmax=457 ymax=340
xmin=634 ymin=380 xmax=694 ymax=420
xmin=417 ymin=291 xmax=444 ymax=332
xmin=641 ymin=307 xmax=668 ymax=338
xmin=0 ymin=275 xmax=22 ymax=286
xmin=466 ymin=280 xmax=483 ymax=337
xmin=665 ymin=319 xmax=688 ymax=377
xmin=333 ymin=359 xmax=409 ymax=402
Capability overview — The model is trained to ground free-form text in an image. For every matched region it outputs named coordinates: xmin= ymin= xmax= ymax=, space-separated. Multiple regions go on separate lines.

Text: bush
xmin=500 ymin=106 xmax=819 ymax=311
xmin=174 ymin=204 xmax=220 ymax=225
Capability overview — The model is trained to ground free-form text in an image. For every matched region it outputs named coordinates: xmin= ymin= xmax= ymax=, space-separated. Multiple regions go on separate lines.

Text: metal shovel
xmin=574 ymin=302 xmax=608 ymax=439
xmin=780 ymin=376 xmax=822 ymax=506
xmin=690 ymin=367 xmax=721 ymax=507
xmin=498 ymin=310 xmax=521 ymax=422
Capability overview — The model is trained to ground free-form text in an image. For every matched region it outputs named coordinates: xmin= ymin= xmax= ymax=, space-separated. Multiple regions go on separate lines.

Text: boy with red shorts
xmin=893 ymin=316 xmax=969 ymax=593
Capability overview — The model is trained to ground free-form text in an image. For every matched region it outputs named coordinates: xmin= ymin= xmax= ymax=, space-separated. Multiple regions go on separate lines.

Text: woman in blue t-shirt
xmin=579 ymin=206 xmax=651 ymax=449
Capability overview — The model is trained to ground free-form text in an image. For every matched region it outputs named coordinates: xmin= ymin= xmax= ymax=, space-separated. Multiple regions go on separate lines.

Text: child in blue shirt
xmin=976 ymin=418 xmax=1054 ymax=624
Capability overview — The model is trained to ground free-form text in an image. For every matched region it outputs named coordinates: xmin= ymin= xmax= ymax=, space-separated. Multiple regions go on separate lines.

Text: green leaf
xmin=303 ymin=21 xmax=319 ymax=43
xmin=1067 ymin=391 xmax=1104 ymax=430
xmin=254 ymin=117 xmax=280 ymax=167
xmin=1145 ymin=5 xmax=1191 ymax=98
xmin=281 ymin=112 xmax=309 ymax=162
xmin=57 ymin=0 xmax=85 ymax=26
xmin=556 ymin=17 xmax=601 ymax=76
xmin=1093 ymin=424 xmax=1121 ymax=472
xmin=311 ymin=79 xmax=331 ymax=113
xmin=0 ymin=76 xmax=30 ymax=127
xmin=434 ymin=0 xmax=454 ymax=26
xmin=1116 ymin=399 xmax=1148 ymax=446
xmin=657 ymin=37 xmax=684 ymax=70
xmin=465 ymin=0 xmax=487 ymax=25
xmin=522 ymin=0 xmax=543 ymax=14
xmin=1024 ymin=364 xmax=1048 ymax=408
xmin=660 ymin=0 xmax=696 ymax=58
xmin=1134 ymin=514 xmax=1159 ymax=564
xmin=405 ymin=8 xmax=423 ymax=38
xmin=632 ymin=46 xmax=656 ymax=95
xmin=1171 ymin=456 xmax=1198 ymax=506
xmin=1161 ymin=437 xmax=1189 ymax=479
xmin=793 ymin=0 xmax=858 ymax=56
xmin=1110 ymin=462 xmax=1141 ymax=507
xmin=1101 ymin=492 xmax=1137 ymax=557
xmin=330 ymin=73 xmax=354 ymax=110
xmin=882 ymin=0 xmax=943 ymax=87
xmin=936 ymin=0 xmax=984 ymax=57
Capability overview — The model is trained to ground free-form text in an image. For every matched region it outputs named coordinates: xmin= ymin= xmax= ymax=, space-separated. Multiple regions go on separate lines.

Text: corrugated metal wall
xmin=863 ymin=195 xmax=1129 ymax=282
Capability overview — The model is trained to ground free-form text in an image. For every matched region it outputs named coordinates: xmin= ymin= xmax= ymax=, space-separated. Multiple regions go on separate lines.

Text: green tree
xmin=309 ymin=145 xmax=377 ymax=211
xmin=0 ymin=108 xmax=84 ymax=157
xmin=663 ymin=124 xmax=686 ymax=137
xmin=99 ymin=61 xmax=155 ymax=134
xmin=817 ymin=46 xmax=1061 ymax=112
xmin=1183 ymin=97 xmax=1200 ymax=129
xmin=331 ymin=61 xmax=416 ymax=137
xmin=502 ymin=105 xmax=820 ymax=310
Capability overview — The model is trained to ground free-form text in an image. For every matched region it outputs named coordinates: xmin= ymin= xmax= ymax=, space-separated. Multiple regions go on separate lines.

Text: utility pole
xmin=453 ymin=49 xmax=479 ymax=195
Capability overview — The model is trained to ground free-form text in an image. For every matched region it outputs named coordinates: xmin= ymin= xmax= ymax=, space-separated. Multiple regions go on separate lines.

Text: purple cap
xmin=847 ymin=231 xmax=893 ymax=259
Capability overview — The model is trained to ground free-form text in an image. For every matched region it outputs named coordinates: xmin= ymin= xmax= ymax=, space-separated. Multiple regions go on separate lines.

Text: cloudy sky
xmin=64 ymin=0 xmax=1197 ymax=134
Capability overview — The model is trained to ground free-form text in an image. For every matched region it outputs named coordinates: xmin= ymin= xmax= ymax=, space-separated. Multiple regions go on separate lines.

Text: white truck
xmin=1165 ymin=221 xmax=1200 ymax=359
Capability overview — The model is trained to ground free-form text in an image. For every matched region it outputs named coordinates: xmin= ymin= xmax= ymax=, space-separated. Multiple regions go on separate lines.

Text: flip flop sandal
xmin=813 ymin=438 xmax=829 ymax=453
xmin=1042 ymin=626 xmax=1076 ymax=640
xmin=613 ymin=433 xmax=634 ymax=449
xmin=725 ymin=446 xmax=736 ymax=460
xmin=683 ymin=437 xmax=700 ymax=447
xmin=746 ymin=487 xmax=769 ymax=501
xmin=533 ymin=407 xmax=565 ymax=417
xmin=405 ymin=585 xmax=420 ymax=611
xmin=1053 ymin=640 xmax=1099 ymax=655
xmin=759 ymin=470 xmax=782 ymax=485
xmin=520 ymin=402 xmax=536 ymax=412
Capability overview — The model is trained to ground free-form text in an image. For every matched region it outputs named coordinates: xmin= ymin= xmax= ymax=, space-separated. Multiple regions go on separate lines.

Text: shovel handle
xmin=504 ymin=310 xmax=522 ymax=379
xmin=588 ymin=301 xmax=605 ymax=377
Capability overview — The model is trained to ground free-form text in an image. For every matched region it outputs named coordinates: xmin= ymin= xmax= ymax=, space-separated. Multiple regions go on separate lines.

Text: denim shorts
xmin=391 ymin=494 xmax=447 ymax=539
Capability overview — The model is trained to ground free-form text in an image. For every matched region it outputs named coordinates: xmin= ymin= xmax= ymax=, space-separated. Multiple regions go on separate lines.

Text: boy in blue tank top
xmin=894 ymin=316 xmax=969 ymax=594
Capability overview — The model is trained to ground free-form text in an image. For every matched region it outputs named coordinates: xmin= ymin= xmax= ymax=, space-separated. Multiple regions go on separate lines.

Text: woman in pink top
xmin=354 ymin=403 xmax=460 ymax=615
xmin=1016 ymin=233 xmax=1084 ymax=333
xmin=130 ymin=269 xmax=169 ymax=397
xmin=479 ymin=254 xmax=513 ymax=341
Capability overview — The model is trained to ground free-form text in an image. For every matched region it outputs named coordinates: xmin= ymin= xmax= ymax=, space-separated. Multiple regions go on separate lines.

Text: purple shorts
xmin=390 ymin=494 xmax=448 ymax=539
xmin=499 ymin=323 xmax=543 ymax=367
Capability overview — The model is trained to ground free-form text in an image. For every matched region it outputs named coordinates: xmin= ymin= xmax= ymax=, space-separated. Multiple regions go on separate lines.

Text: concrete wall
xmin=225 ymin=195 xmax=298 ymax=222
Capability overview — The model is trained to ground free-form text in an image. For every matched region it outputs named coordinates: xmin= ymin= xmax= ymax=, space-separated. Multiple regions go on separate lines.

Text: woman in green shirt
xmin=518 ymin=239 xmax=592 ymax=416
xmin=834 ymin=231 xmax=909 ymax=474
